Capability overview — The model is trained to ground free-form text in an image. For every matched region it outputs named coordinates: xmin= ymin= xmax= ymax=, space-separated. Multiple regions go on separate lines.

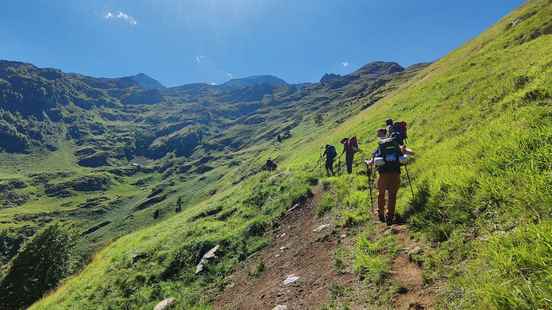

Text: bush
xmin=0 ymin=223 xmax=76 ymax=309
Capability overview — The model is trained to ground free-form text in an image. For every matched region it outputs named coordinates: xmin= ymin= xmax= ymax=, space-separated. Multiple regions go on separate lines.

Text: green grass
xmin=26 ymin=0 xmax=552 ymax=308
xmin=30 ymin=171 xmax=312 ymax=309
xmin=353 ymin=228 xmax=398 ymax=284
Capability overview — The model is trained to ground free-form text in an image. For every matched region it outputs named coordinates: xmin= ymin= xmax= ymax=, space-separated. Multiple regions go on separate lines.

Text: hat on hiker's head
xmin=340 ymin=138 xmax=348 ymax=143
xmin=385 ymin=119 xmax=394 ymax=126
xmin=377 ymin=128 xmax=387 ymax=138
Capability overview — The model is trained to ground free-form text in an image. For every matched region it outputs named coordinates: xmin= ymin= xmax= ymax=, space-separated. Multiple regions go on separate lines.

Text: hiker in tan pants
xmin=366 ymin=128 xmax=414 ymax=225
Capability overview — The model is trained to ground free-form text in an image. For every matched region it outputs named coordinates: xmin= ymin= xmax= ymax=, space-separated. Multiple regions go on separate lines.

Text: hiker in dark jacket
xmin=265 ymin=158 xmax=278 ymax=171
xmin=322 ymin=144 xmax=337 ymax=176
xmin=341 ymin=137 xmax=359 ymax=174
xmin=366 ymin=128 xmax=414 ymax=225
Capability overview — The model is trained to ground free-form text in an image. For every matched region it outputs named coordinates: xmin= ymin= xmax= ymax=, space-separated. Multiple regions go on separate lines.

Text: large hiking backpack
xmin=391 ymin=121 xmax=407 ymax=144
xmin=375 ymin=138 xmax=402 ymax=171
xmin=349 ymin=136 xmax=359 ymax=153
xmin=326 ymin=145 xmax=337 ymax=160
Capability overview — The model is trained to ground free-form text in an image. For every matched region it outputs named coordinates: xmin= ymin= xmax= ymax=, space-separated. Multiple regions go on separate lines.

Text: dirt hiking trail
xmin=213 ymin=185 xmax=436 ymax=310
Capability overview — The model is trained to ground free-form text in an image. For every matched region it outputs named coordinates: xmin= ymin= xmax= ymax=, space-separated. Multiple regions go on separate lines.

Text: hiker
xmin=175 ymin=197 xmax=183 ymax=213
xmin=265 ymin=158 xmax=278 ymax=171
xmin=322 ymin=144 xmax=338 ymax=176
xmin=341 ymin=136 xmax=359 ymax=174
xmin=366 ymin=128 xmax=414 ymax=225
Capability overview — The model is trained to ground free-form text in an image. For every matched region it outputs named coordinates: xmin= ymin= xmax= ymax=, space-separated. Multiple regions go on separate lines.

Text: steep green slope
xmin=28 ymin=0 xmax=552 ymax=309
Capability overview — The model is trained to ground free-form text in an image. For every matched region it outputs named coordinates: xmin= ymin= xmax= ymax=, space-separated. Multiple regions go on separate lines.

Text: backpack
xmin=349 ymin=136 xmax=359 ymax=153
xmin=391 ymin=121 xmax=408 ymax=143
xmin=326 ymin=145 xmax=337 ymax=159
xmin=376 ymin=138 xmax=402 ymax=171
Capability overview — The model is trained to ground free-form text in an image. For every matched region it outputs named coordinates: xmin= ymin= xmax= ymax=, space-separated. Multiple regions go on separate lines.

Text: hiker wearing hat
xmin=366 ymin=128 xmax=414 ymax=225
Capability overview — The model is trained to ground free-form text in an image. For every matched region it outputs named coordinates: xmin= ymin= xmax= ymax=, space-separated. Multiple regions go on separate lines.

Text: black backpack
xmin=377 ymin=138 xmax=402 ymax=170
xmin=391 ymin=121 xmax=407 ymax=144
xmin=326 ymin=145 xmax=337 ymax=160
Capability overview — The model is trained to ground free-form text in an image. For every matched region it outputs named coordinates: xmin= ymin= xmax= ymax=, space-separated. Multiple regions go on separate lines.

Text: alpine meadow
xmin=0 ymin=0 xmax=551 ymax=309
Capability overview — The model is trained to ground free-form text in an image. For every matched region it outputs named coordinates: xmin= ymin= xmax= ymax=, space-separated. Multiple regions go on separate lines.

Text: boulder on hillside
xmin=0 ymin=191 xmax=29 ymax=208
xmin=154 ymin=298 xmax=176 ymax=310
xmin=195 ymin=245 xmax=220 ymax=274
xmin=0 ymin=180 xmax=27 ymax=192
xmin=77 ymin=151 xmax=110 ymax=167
xmin=147 ymin=128 xmax=201 ymax=159
xmin=45 ymin=174 xmax=112 ymax=197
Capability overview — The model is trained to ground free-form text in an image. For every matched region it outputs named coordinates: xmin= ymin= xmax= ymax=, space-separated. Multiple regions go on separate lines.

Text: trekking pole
xmin=366 ymin=161 xmax=373 ymax=209
xmin=316 ymin=146 xmax=322 ymax=173
xmin=404 ymin=164 xmax=415 ymax=198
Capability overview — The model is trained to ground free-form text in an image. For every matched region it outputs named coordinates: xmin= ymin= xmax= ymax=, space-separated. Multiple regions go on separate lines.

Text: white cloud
xmin=226 ymin=72 xmax=234 ymax=79
xmin=195 ymin=55 xmax=207 ymax=64
xmin=341 ymin=61 xmax=350 ymax=67
xmin=104 ymin=11 xmax=137 ymax=26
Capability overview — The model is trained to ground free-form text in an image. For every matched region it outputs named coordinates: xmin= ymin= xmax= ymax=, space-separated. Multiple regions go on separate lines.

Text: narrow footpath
xmin=213 ymin=185 xmax=436 ymax=310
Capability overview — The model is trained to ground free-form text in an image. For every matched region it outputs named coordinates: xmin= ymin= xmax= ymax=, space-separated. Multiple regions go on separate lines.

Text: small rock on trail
xmin=154 ymin=298 xmax=176 ymax=310
xmin=283 ymin=275 xmax=300 ymax=286
xmin=196 ymin=244 xmax=220 ymax=274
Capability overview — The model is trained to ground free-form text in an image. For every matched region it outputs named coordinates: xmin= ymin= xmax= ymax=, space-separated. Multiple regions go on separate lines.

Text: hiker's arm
xmin=401 ymin=146 xmax=415 ymax=155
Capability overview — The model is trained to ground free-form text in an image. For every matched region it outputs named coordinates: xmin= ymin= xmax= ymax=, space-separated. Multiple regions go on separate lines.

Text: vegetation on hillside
xmin=1 ymin=0 xmax=551 ymax=309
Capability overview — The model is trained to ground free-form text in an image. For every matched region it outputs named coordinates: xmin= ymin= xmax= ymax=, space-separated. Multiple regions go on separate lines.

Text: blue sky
xmin=2 ymin=0 xmax=524 ymax=86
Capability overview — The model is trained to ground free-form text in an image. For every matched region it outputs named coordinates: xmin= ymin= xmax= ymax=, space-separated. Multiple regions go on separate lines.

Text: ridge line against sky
xmin=2 ymin=0 xmax=524 ymax=87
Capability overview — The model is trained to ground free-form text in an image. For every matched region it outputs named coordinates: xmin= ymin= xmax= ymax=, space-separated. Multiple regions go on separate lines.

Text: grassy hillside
xmin=24 ymin=0 xmax=552 ymax=308
xmin=0 ymin=58 xmax=420 ymax=274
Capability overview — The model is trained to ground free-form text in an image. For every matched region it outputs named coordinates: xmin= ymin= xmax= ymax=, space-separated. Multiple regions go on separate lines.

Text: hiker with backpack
xmin=322 ymin=144 xmax=338 ymax=176
xmin=340 ymin=136 xmax=359 ymax=174
xmin=265 ymin=158 xmax=278 ymax=171
xmin=366 ymin=128 xmax=414 ymax=225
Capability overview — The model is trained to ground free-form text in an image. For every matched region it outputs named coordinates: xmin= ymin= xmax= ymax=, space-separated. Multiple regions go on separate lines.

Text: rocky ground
xmin=213 ymin=186 xmax=437 ymax=310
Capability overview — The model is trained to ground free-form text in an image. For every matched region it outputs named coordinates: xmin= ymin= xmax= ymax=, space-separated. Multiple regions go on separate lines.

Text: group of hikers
xmin=321 ymin=118 xmax=414 ymax=225
xmin=264 ymin=118 xmax=413 ymax=225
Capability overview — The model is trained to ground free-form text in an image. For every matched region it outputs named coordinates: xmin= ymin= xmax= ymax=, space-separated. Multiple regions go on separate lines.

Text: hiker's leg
xmin=386 ymin=172 xmax=401 ymax=224
xmin=377 ymin=174 xmax=386 ymax=221
xmin=346 ymin=153 xmax=353 ymax=174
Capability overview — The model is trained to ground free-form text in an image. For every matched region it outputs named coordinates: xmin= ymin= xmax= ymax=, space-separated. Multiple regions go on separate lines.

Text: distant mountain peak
xmin=128 ymin=73 xmax=165 ymax=90
xmin=352 ymin=61 xmax=404 ymax=76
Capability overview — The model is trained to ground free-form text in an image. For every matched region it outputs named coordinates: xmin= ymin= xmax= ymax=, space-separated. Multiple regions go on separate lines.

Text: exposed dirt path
xmin=213 ymin=186 xmax=355 ymax=310
xmin=213 ymin=185 xmax=436 ymax=310
xmin=372 ymin=215 xmax=436 ymax=310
